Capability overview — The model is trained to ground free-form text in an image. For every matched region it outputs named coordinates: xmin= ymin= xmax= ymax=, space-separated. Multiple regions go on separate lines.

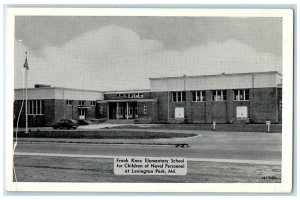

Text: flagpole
xmin=25 ymin=52 xmax=29 ymax=134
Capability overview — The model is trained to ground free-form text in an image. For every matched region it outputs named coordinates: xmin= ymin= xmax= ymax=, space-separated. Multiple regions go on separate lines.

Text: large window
xmin=212 ymin=90 xmax=227 ymax=101
xmin=233 ymin=89 xmax=249 ymax=101
xmin=119 ymin=93 xmax=144 ymax=98
xmin=91 ymin=101 xmax=96 ymax=106
xmin=28 ymin=100 xmax=44 ymax=115
xmin=192 ymin=91 xmax=206 ymax=102
xmin=66 ymin=100 xmax=73 ymax=106
xmin=172 ymin=91 xmax=186 ymax=102
xmin=79 ymin=100 xmax=85 ymax=106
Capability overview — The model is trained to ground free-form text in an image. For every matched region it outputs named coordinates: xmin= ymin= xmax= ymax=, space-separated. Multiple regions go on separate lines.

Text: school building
xmin=14 ymin=71 xmax=282 ymax=127
xmin=14 ymin=86 xmax=103 ymax=127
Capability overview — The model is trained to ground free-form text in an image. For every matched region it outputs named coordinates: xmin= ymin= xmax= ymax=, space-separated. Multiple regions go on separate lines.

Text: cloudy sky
xmin=14 ymin=16 xmax=282 ymax=91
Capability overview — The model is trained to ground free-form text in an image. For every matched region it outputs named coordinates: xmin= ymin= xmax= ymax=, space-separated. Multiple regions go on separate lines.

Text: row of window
xmin=66 ymin=100 xmax=96 ymax=106
xmin=27 ymin=100 xmax=44 ymax=115
xmin=116 ymin=93 xmax=144 ymax=98
xmin=172 ymin=89 xmax=250 ymax=102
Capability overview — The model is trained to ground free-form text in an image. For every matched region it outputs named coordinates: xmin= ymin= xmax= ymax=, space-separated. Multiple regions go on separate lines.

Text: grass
xmin=14 ymin=155 xmax=281 ymax=183
xmin=14 ymin=130 xmax=197 ymax=139
xmin=113 ymin=123 xmax=282 ymax=133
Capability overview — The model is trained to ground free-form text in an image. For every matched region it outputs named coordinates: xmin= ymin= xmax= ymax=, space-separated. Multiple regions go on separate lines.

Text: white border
xmin=5 ymin=8 xmax=294 ymax=193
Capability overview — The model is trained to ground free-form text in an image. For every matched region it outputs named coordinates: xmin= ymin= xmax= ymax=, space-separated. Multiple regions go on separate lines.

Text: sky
xmin=14 ymin=16 xmax=282 ymax=91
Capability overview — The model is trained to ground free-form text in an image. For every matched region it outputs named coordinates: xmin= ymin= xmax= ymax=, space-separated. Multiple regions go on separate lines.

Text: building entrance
xmin=79 ymin=108 xmax=86 ymax=120
xmin=108 ymin=102 xmax=138 ymax=120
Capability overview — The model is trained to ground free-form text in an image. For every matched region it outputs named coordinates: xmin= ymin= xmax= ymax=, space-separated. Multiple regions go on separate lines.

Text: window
xmin=79 ymin=108 xmax=85 ymax=116
xmin=172 ymin=91 xmax=186 ymax=102
xmin=279 ymin=100 xmax=282 ymax=110
xmin=66 ymin=100 xmax=73 ymax=106
xmin=233 ymin=89 xmax=249 ymax=101
xmin=212 ymin=90 xmax=227 ymax=101
xmin=144 ymin=104 xmax=147 ymax=114
xmin=91 ymin=101 xmax=96 ymax=106
xmin=123 ymin=93 xmax=144 ymax=98
xmin=79 ymin=100 xmax=85 ymax=106
xmin=99 ymin=105 xmax=104 ymax=115
xmin=27 ymin=100 xmax=44 ymax=115
xmin=192 ymin=91 xmax=206 ymax=102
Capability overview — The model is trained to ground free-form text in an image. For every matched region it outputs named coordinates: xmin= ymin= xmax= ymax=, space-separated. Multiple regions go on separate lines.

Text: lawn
xmin=14 ymin=155 xmax=281 ymax=183
xmin=15 ymin=130 xmax=197 ymax=139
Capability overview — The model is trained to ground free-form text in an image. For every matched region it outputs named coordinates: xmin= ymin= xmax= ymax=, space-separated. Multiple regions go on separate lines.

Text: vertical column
xmin=226 ymin=89 xmax=234 ymax=123
xmin=249 ymin=88 xmax=254 ymax=123
xmin=205 ymin=90 xmax=212 ymax=123
xmin=126 ymin=102 xmax=129 ymax=120
xmin=250 ymin=74 xmax=255 ymax=123
xmin=107 ymin=103 xmax=109 ymax=120
xmin=167 ymin=91 xmax=170 ymax=122
xmin=186 ymin=91 xmax=193 ymax=123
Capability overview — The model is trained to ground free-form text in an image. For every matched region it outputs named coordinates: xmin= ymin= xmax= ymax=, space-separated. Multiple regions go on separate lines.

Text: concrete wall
xmin=15 ymin=87 xmax=103 ymax=101
xmin=150 ymin=72 xmax=281 ymax=92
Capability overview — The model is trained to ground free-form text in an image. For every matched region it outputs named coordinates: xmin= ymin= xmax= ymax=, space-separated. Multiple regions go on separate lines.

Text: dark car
xmin=52 ymin=119 xmax=78 ymax=129
xmin=78 ymin=119 xmax=93 ymax=125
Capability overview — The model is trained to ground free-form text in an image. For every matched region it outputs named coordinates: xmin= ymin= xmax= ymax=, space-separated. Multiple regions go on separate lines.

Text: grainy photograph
xmin=6 ymin=8 xmax=293 ymax=192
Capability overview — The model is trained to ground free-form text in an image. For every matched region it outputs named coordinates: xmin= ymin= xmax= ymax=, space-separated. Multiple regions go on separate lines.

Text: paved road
xmin=15 ymin=131 xmax=281 ymax=162
xmin=13 ymin=130 xmax=282 ymax=183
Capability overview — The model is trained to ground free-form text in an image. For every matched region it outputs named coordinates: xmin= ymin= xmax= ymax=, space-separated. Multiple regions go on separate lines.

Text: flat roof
xmin=104 ymin=89 xmax=150 ymax=94
xmin=149 ymin=71 xmax=282 ymax=80
xmin=14 ymin=87 xmax=103 ymax=93
xmin=97 ymin=99 xmax=157 ymax=103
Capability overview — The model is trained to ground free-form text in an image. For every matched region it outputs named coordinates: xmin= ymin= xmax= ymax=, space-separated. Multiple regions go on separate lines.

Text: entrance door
xmin=175 ymin=107 xmax=185 ymax=119
xmin=236 ymin=106 xmax=248 ymax=118
xmin=79 ymin=108 xmax=86 ymax=120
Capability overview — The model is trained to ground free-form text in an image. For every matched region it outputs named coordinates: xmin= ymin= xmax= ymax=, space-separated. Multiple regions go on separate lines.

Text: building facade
xmin=14 ymin=87 xmax=103 ymax=127
xmin=97 ymin=90 xmax=158 ymax=123
xmin=149 ymin=71 xmax=282 ymax=124
xmin=14 ymin=71 xmax=282 ymax=127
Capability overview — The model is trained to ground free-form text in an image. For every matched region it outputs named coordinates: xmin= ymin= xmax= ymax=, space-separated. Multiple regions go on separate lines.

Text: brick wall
xmin=151 ymin=91 xmax=170 ymax=122
xmin=14 ymin=99 xmax=55 ymax=127
xmin=97 ymin=102 xmax=108 ymax=119
xmin=191 ymin=102 xmax=206 ymax=123
xmin=252 ymin=88 xmax=279 ymax=123
xmin=152 ymin=87 xmax=280 ymax=124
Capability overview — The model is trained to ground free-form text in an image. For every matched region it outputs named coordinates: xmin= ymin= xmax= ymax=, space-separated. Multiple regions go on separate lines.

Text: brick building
xmin=149 ymin=71 xmax=282 ymax=124
xmin=14 ymin=71 xmax=282 ymax=127
xmin=97 ymin=90 xmax=158 ymax=123
xmin=14 ymin=86 xmax=103 ymax=127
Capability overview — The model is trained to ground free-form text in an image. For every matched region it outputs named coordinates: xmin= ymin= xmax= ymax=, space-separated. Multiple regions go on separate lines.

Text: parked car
xmin=52 ymin=119 xmax=78 ymax=129
xmin=78 ymin=119 xmax=93 ymax=125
